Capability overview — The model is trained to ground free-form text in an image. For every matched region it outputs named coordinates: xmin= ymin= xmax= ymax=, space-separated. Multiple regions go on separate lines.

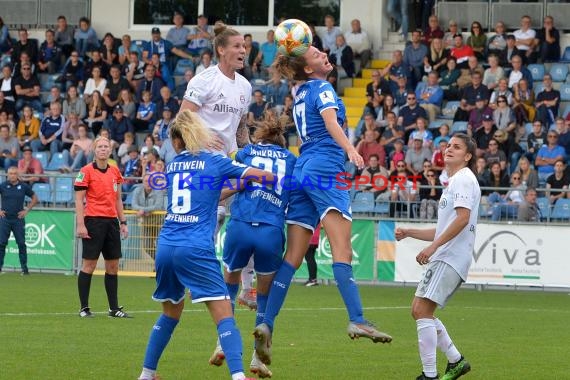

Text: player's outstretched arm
xmin=321 ymin=108 xmax=364 ymax=169
xmin=395 ymin=227 xmax=436 ymax=242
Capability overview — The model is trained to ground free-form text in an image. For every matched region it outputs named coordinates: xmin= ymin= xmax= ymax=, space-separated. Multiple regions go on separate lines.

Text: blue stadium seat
xmin=559 ymin=84 xmax=570 ymax=101
xmin=38 ymin=74 xmax=60 ymax=92
xmin=560 ymin=47 xmax=570 ymax=63
xmin=536 ymin=197 xmax=550 ymax=221
xmin=428 ymin=119 xmax=449 ymax=130
xmin=374 ymin=202 xmax=390 ymax=215
xmin=32 ymin=183 xmax=52 ymax=204
xmin=351 ymin=192 xmax=375 ymax=213
xmin=54 ymin=177 xmax=74 ymax=204
xmin=524 ymin=122 xmax=533 ymax=137
xmin=173 ymin=59 xmax=194 ymax=76
xmin=32 ymin=151 xmax=49 ymax=168
xmin=451 ymin=121 xmax=468 ymax=134
xmin=550 ymin=198 xmax=570 ymax=221
xmin=527 ymin=64 xmax=545 ymax=82
xmin=45 ymin=151 xmax=70 ymax=171
xmin=533 ymin=82 xmax=544 ymax=95
xmin=549 ymin=63 xmax=569 ymax=83
xmin=562 ymin=104 xmax=570 ymax=119
xmin=440 ymin=101 xmax=459 ymax=119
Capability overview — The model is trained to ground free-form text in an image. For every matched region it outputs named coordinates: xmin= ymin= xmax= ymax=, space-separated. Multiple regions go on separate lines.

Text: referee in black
xmin=0 ymin=166 xmax=38 ymax=275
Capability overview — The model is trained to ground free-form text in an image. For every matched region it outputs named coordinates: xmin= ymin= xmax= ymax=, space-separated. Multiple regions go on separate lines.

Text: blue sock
xmin=263 ymin=261 xmax=296 ymax=331
xmin=256 ymin=293 xmax=268 ymax=328
xmin=226 ymin=282 xmax=239 ymax=313
xmin=333 ymin=262 xmax=365 ymax=324
xmin=143 ymin=314 xmax=179 ymax=370
xmin=217 ymin=317 xmax=244 ymax=375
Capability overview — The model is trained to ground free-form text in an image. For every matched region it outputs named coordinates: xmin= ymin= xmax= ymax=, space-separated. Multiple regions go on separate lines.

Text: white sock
xmin=434 ymin=318 xmax=461 ymax=363
xmin=416 ymin=318 xmax=438 ymax=378
xmin=231 ymin=372 xmax=246 ymax=380
xmin=241 ymin=256 xmax=255 ymax=291
xmin=138 ymin=368 xmax=156 ymax=380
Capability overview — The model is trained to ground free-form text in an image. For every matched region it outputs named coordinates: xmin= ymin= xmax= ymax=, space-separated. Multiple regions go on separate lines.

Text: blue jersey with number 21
xmin=158 ymin=150 xmax=249 ymax=250
xmin=232 ymin=143 xmax=296 ymax=227
xmin=293 ymin=79 xmax=346 ymax=162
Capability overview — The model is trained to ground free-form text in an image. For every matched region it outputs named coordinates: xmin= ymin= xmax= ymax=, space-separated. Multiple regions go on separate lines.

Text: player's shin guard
xmin=256 ymin=293 xmax=268 ymax=327
xmin=332 ymin=262 xmax=365 ymax=324
xmin=263 ymin=261 xmax=296 ymax=331
xmin=143 ymin=314 xmax=179 ymax=371
xmin=417 ymin=318 xmax=438 ymax=378
xmin=217 ymin=317 xmax=244 ymax=376
xmin=226 ymin=282 xmax=240 ymax=313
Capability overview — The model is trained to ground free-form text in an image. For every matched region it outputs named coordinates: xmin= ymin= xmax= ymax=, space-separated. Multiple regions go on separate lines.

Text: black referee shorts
xmin=82 ymin=217 xmax=123 ymax=260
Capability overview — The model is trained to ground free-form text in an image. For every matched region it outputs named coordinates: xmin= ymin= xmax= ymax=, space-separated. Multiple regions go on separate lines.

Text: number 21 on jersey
xmin=250 ymin=156 xmax=286 ymax=195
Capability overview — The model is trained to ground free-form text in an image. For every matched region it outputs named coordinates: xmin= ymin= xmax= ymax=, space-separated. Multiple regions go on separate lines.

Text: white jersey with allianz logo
xmin=184 ymin=65 xmax=252 ymax=155
xmin=430 ymin=167 xmax=481 ymax=281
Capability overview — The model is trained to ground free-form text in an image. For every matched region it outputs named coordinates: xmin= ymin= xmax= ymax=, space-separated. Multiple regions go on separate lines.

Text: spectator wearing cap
xmin=403 ymin=30 xmax=428 ymax=89
xmin=106 ymin=104 xmax=134 ymax=146
xmin=186 ymin=14 xmax=214 ymax=63
xmin=152 ymin=106 xmax=174 ymax=147
xmin=18 ymin=144 xmax=45 ymax=184
xmin=74 ymin=17 xmax=99 ymax=58
xmin=104 ymin=64 xmax=131 ymax=111
xmin=473 ymin=114 xmax=498 ymax=157
xmin=0 ymin=124 xmax=18 ymax=170
xmin=450 ymin=34 xmax=474 ymax=69
xmin=143 ymin=27 xmax=175 ymax=71
xmin=468 ymin=97 xmax=493 ymax=135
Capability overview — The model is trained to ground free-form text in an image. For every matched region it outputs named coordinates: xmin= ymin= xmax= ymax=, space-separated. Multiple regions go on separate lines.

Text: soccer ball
xmin=274 ymin=19 xmax=313 ymax=57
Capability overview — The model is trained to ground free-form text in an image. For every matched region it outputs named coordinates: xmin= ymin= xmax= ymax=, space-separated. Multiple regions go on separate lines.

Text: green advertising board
xmin=4 ymin=210 xmax=75 ymax=271
xmin=215 ymin=219 xmax=375 ymax=281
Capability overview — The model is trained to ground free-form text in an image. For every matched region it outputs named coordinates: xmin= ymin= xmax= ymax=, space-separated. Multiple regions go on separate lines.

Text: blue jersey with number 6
xmin=159 ymin=150 xmax=250 ymax=250
xmin=293 ymin=79 xmax=346 ymax=162
xmin=232 ymin=143 xmax=296 ymax=227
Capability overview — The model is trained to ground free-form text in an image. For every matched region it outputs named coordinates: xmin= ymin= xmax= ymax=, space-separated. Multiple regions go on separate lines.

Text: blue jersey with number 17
xmin=158 ymin=150 xmax=250 ymax=250
xmin=293 ymin=79 xmax=346 ymax=162
xmin=231 ymin=143 xmax=296 ymax=227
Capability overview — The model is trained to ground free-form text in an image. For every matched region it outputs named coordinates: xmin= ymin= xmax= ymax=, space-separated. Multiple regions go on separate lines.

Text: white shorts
xmin=415 ymin=260 xmax=463 ymax=308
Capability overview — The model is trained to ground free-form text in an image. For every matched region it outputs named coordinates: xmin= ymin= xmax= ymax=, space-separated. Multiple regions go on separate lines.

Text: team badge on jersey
xmin=75 ymin=172 xmax=85 ymax=183
xmin=240 ymin=95 xmax=246 ymax=103
xmin=319 ymin=90 xmax=335 ymax=104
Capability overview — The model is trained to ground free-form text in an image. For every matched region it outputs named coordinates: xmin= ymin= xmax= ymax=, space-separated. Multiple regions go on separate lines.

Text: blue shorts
xmin=285 ymin=157 xmax=352 ymax=231
xmin=152 ymin=243 xmax=229 ymax=304
xmin=222 ymin=219 xmax=284 ymax=275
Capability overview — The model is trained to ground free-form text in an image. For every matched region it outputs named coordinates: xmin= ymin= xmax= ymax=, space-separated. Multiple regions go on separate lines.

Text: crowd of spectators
xmin=0 ymin=11 xmax=568 ymax=220
xmin=353 ymin=14 xmax=569 ymax=220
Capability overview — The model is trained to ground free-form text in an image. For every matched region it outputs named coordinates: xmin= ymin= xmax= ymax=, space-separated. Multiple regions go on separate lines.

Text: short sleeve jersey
xmin=0 ymin=181 xmax=34 ymax=218
xmin=431 ymin=167 xmax=481 ymax=280
xmin=74 ymin=163 xmax=123 ymax=217
xmin=293 ymin=79 xmax=346 ymax=162
xmin=231 ymin=143 xmax=296 ymax=227
xmin=159 ymin=151 xmax=250 ymax=250
xmin=184 ymin=65 xmax=252 ymax=155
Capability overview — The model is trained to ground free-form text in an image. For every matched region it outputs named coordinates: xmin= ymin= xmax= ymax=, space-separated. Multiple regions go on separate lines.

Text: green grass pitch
xmin=0 ymin=273 xmax=568 ymax=379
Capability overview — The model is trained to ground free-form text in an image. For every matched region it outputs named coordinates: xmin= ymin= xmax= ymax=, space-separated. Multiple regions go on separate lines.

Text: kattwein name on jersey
xmin=166 ymin=160 xmax=206 ymax=173
xmin=212 ymin=103 xmax=242 ymax=115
